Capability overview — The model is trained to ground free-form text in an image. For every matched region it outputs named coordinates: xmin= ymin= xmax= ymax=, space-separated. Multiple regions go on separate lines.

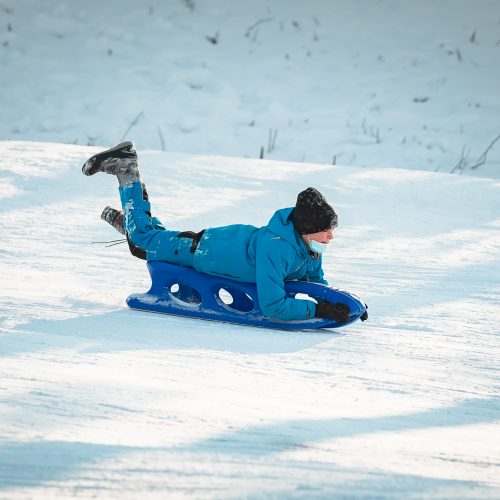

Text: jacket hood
xmin=266 ymin=207 xmax=308 ymax=256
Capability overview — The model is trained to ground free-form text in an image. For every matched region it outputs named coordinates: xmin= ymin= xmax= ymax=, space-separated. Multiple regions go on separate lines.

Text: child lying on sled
xmin=82 ymin=142 xmax=365 ymax=324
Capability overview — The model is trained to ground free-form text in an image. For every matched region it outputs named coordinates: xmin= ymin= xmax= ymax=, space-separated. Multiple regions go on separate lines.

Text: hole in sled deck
xmin=294 ymin=292 xmax=318 ymax=304
xmin=218 ymin=288 xmax=233 ymax=305
xmin=216 ymin=287 xmax=254 ymax=313
xmin=169 ymin=283 xmax=202 ymax=305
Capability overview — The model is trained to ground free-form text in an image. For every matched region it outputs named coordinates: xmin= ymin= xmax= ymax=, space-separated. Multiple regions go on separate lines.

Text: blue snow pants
xmin=118 ymin=182 xmax=195 ymax=266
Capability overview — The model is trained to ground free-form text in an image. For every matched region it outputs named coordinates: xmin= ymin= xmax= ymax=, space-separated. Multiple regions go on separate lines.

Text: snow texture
xmin=0 ymin=141 xmax=499 ymax=498
xmin=0 ymin=0 xmax=499 ymax=176
xmin=1 ymin=0 xmax=500 ymax=497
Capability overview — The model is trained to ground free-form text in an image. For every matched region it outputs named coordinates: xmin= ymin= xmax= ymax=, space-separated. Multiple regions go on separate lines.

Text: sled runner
xmin=127 ymin=261 xmax=367 ymax=330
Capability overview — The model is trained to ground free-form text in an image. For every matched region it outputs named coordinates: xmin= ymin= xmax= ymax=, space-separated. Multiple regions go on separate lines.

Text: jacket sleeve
xmin=255 ymin=241 xmax=316 ymax=321
xmin=307 ymin=257 xmax=329 ymax=285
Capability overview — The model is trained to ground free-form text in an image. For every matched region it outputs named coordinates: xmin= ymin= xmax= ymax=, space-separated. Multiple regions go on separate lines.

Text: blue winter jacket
xmin=192 ymin=208 xmax=328 ymax=321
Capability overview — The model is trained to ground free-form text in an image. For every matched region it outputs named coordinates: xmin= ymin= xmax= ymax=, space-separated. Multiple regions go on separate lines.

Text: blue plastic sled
xmin=127 ymin=261 xmax=366 ymax=331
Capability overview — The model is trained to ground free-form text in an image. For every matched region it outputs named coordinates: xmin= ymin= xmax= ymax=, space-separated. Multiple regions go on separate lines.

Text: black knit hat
xmin=292 ymin=187 xmax=338 ymax=234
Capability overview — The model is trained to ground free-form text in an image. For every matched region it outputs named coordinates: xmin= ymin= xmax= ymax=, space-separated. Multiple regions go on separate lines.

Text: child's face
xmin=304 ymin=228 xmax=334 ymax=244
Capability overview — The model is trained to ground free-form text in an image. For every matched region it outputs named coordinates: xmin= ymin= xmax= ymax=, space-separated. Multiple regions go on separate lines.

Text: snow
xmin=0 ymin=141 xmax=499 ymax=498
xmin=1 ymin=0 xmax=499 ymax=176
xmin=1 ymin=0 xmax=500 ymax=497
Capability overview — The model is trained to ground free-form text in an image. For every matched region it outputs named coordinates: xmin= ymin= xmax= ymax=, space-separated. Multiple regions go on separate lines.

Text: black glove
xmin=315 ymin=302 xmax=350 ymax=323
xmin=360 ymin=303 xmax=368 ymax=322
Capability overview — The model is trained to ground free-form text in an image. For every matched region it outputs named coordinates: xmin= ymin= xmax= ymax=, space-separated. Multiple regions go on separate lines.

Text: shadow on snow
xmin=3 ymin=309 xmax=339 ymax=357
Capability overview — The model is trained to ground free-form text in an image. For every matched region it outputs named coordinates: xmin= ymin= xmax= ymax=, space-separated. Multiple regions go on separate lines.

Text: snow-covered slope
xmin=0 ymin=141 xmax=499 ymax=498
xmin=1 ymin=0 xmax=499 ymax=176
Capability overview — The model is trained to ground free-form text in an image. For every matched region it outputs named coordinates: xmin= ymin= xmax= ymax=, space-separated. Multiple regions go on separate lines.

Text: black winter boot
xmin=101 ymin=206 xmax=125 ymax=235
xmin=82 ymin=141 xmax=140 ymax=186
xmin=141 ymin=182 xmax=149 ymax=201
xmin=100 ymin=206 xmax=147 ymax=260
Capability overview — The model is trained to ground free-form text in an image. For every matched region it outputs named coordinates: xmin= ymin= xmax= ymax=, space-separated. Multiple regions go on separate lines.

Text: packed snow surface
xmin=1 ymin=0 xmax=500 ymax=497
xmin=0 ymin=141 xmax=499 ymax=498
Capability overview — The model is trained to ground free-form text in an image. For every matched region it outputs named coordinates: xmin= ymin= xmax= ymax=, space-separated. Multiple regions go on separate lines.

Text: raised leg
xmin=82 ymin=143 xmax=195 ymax=267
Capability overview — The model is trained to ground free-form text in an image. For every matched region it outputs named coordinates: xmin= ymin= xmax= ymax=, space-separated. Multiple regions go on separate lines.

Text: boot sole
xmin=82 ymin=141 xmax=136 ymax=176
